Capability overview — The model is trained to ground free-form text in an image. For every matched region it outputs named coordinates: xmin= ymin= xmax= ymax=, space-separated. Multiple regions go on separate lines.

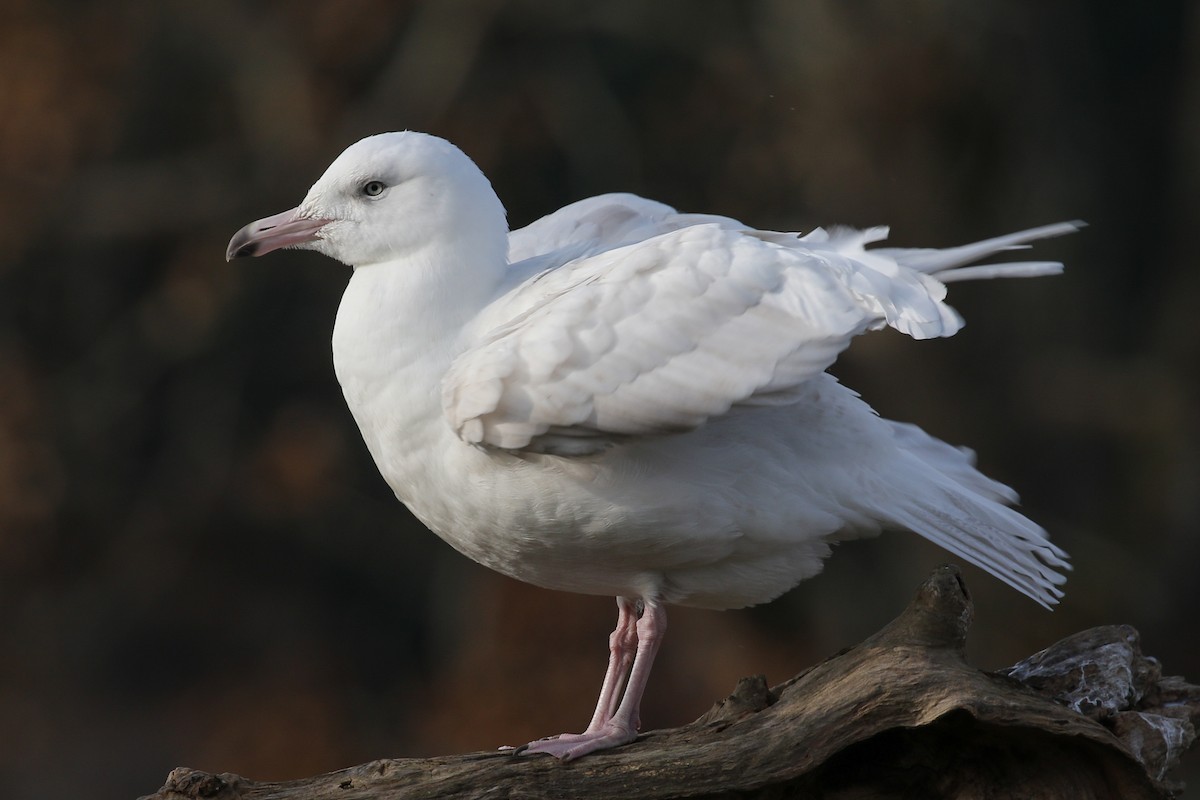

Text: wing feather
xmin=446 ymin=224 xmax=890 ymax=453
xmin=446 ymin=210 xmax=1076 ymax=455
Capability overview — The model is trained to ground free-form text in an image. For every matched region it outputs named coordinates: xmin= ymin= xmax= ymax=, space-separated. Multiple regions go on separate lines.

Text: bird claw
xmin=512 ymin=725 xmax=638 ymax=761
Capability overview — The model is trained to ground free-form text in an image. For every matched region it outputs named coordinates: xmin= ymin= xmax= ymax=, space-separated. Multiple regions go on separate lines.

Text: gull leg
xmin=518 ymin=597 xmax=666 ymax=760
xmin=504 ymin=597 xmax=636 ymax=753
xmin=584 ymin=596 xmax=640 ymax=731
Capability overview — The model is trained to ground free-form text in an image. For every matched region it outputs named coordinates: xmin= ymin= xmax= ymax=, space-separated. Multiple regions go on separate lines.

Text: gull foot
xmin=514 ymin=724 xmax=638 ymax=761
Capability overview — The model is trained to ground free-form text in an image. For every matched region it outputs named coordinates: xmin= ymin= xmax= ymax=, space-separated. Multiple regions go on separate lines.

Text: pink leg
xmin=578 ymin=596 xmax=640 ymax=731
xmin=519 ymin=597 xmax=667 ymax=761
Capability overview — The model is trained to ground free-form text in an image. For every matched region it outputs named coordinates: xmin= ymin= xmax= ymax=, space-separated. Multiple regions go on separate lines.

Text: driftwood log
xmin=140 ymin=566 xmax=1199 ymax=799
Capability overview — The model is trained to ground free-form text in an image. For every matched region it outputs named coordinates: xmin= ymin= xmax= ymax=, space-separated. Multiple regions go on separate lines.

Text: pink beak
xmin=226 ymin=207 xmax=331 ymax=261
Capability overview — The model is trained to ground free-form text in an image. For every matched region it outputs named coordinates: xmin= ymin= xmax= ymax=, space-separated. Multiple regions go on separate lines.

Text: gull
xmin=227 ymin=131 xmax=1076 ymax=760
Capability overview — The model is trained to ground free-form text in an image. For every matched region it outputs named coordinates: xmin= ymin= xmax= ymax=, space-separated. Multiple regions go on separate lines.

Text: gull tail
xmin=882 ymin=421 xmax=1070 ymax=609
xmin=805 ymin=220 xmax=1083 ymax=342
xmin=876 ymin=220 xmax=1086 ymax=283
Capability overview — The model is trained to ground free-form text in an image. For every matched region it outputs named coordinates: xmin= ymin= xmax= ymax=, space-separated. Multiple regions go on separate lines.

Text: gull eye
xmin=361 ymin=180 xmax=387 ymax=197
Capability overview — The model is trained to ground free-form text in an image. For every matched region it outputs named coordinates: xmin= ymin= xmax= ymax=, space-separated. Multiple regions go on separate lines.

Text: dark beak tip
xmin=225 ymin=227 xmax=259 ymax=261
xmin=226 ymin=243 xmax=252 ymax=261
xmin=225 ymin=207 xmax=324 ymax=263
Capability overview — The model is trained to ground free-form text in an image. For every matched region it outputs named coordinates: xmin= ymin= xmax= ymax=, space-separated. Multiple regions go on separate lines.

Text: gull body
xmin=228 ymin=131 xmax=1075 ymax=759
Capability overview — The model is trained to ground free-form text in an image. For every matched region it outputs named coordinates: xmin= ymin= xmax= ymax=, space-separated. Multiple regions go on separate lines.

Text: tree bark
xmin=139 ymin=566 xmax=1199 ymax=800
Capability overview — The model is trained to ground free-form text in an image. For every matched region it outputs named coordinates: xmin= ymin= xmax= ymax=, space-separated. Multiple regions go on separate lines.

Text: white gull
xmin=227 ymin=131 xmax=1077 ymax=760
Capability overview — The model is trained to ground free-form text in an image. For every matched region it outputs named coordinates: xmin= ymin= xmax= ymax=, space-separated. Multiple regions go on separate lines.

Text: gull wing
xmin=448 ymin=208 xmax=1079 ymax=455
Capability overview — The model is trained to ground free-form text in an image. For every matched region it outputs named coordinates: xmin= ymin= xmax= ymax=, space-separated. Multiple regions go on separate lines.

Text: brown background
xmin=1 ymin=1 xmax=1197 ymax=798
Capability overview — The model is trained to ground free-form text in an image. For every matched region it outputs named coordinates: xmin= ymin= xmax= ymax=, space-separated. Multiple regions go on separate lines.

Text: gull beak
xmin=226 ymin=207 xmax=331 ymax=261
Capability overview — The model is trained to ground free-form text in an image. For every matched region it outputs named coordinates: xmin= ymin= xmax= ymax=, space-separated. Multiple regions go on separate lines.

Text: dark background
xmin=2 ymin=1 xmax=1197 ymax=798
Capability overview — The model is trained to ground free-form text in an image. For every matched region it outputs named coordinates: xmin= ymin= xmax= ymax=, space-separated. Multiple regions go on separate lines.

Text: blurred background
xmin=1 ymin=1 xmax=1197 ymax=797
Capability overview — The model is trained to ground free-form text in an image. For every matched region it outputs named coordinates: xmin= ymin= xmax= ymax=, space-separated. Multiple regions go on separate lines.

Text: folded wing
xmin=447 ymin=202 xmax=1078 ymax=455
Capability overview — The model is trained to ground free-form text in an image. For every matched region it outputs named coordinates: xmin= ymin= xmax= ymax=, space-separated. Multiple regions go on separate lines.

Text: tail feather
xmin=875 ymin=220 xmax=1085 ymax=279
xmin=802 ymin=220 xmax=1082 ymax=342
xmin=884 ymin=421 xmax=1070 ymax=609
xmin=934 ymin=261 xmax=1063 ymax=283
xmin=811 ymin=223 xmax=1082 ymax=606
xmin=892 ymin=496 xmax=1068 ymax=609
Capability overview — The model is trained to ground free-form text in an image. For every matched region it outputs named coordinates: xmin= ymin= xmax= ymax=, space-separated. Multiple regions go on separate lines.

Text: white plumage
xmin=227 ymin=131 xmax=1077 ymax=760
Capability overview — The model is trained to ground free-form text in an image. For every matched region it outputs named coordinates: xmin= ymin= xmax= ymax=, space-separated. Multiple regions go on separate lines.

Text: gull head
xmin=226 ymin=131 xmax=508 ymax=268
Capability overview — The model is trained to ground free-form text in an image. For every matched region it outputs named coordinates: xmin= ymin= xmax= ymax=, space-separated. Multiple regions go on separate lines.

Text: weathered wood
xmin=139 ymin=566 xmax=1199 ymax=799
